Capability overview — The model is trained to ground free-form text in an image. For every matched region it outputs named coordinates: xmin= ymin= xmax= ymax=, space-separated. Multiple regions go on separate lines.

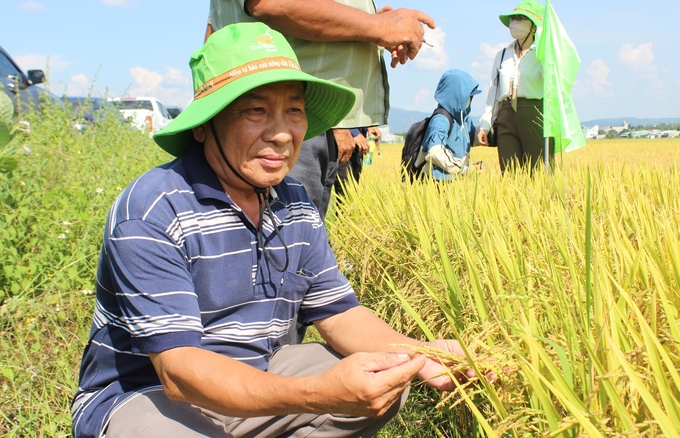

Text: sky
xmin=2 ymin=0 xmax=678 ymax=123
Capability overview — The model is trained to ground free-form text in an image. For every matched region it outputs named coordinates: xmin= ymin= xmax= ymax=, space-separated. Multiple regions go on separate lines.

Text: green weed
xmin=0 ymin=98 xmax=169 ymax=435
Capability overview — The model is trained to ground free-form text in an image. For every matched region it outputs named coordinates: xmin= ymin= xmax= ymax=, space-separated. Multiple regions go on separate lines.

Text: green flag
xmin=537 ymin=0 xmax=586 ymax=153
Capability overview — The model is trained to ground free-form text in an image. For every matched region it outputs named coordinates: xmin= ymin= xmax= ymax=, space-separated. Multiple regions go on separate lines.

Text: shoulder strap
xmin=492 ymin=47 xmax=508 ymax=112
xmin=494 ymin=48 xmax=507 ymax=85
xmin=431 ymin=107 xmax=454 ymax=137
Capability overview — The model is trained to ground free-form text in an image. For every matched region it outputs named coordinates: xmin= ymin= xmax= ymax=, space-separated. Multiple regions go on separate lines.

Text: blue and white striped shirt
xmin=72 ymin=145 xmax=359 ymax=438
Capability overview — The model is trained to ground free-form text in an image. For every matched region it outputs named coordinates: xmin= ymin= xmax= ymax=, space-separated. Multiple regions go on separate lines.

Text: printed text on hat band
xmin=512 ymin=7 xmax=542 ymax=23
xmin=194 ymin=56 xmax=301 ymax=100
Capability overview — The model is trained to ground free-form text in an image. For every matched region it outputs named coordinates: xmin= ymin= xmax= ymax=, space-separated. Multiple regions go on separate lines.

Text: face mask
xmin=509 ymin=20 xmax=532 ymax=41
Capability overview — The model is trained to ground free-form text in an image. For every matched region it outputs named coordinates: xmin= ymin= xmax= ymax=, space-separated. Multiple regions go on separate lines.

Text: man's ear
xmin=192 ymin=124 xmax=206 ymax=143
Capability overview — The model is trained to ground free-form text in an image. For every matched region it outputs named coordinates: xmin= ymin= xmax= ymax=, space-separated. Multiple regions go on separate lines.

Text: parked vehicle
xmin=65 ymin=96 xmax=126 ymax=132
xmin=166 ymin=105 xmax=183 ymax=119
xmin=109 ymin=96 xmax=172 ymax=136
xmin=0 ymin=45 xmax=53 ymax=116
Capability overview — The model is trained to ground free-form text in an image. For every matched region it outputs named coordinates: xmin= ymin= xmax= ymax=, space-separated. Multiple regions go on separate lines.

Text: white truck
xmin=110 ymin=97 xmax=172 ymax=136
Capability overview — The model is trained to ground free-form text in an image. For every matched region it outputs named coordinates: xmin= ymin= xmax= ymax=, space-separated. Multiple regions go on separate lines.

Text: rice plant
xmin=1 ymin=96 xmax=678 ymax=437
xmin=330 ymin=140 xmax=680 ymax=437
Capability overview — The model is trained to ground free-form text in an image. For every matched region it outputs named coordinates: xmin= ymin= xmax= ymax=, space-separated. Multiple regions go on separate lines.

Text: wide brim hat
xmin=499 ymin=0 xmax=545 ymax=28
xmin=154 ymin=22 xmax=356 ymax=157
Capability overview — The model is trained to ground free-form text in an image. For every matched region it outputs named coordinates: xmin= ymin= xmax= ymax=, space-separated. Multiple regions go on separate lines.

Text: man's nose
xmin=264 ymin=112 xmax=294 ymax=145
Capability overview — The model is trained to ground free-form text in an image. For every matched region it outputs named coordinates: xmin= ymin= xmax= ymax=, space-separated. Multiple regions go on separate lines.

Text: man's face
xmin=202 ymin=81 xmax=307 ymax=190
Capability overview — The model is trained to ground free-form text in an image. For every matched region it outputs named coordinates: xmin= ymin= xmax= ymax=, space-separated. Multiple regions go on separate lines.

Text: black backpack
xmin=400 ymin=107 xmax=454 ymax=181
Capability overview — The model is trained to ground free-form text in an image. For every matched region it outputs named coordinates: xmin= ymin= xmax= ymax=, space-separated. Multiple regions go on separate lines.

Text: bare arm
xmin=333 ymin=128 xmax=356 ymax=165
xmin=150 ymin=340 xmax=427 ymax=418
xmin=315 ymin=306 xmax=419 ymax=356
xmin=245 ymin=0 xmax=435 ymax=66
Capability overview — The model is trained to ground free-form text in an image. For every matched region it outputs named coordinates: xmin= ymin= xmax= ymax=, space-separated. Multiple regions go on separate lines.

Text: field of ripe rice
xmin=329 ymin=138 xmax=680 ymax=437
xmin=1 ymin=99 xmax=678 ymax=437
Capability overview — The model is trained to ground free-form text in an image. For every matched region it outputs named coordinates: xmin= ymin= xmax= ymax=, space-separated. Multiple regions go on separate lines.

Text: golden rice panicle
xmin=329 ymin=139 xmax=680 ymax=437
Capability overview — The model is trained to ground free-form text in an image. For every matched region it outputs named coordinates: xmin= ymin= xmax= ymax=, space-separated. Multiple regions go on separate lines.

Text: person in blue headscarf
xmin=419 ymin=69 xmax=481 ymax=181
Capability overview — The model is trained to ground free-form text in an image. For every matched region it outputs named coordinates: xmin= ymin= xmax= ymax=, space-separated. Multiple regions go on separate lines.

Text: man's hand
xmin=367 ymin=126 xmax=381 ymax=140
xmin=333 ymin=128 xmax=356 ymax=165
xmin=376 ymin=5 xmax=435 ymax=67
xmin=367 ymin=126 xmax=381 ymax=156
xmin=415 ymin=339 xmax=476 ymax=392
xmin=477 ymin=129 xmax=489 ymax=146
xmin=314 ymin=351 xmax=427 ymax=417
xmin=354 ymin=133 xmax=370 ymax=155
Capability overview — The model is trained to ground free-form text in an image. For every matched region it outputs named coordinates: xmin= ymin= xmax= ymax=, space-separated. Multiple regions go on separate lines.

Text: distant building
xmin=584 ymin=120 xmax=630 ymax=139
xmin=378 ymin=125 xmax=404 ymax=143
xmin=611 ymin=120 xmax=629 ymax=133
xmin=630 ymin=130 xmax=651 ymax=138
xmin=585 ymin=125 xmax=599 ymax=139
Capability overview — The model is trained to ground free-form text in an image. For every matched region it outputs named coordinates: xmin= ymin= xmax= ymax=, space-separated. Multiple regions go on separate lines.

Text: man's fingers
xmin=366 ymin=353 xmax=427 ymax=391
xmin=376 ymin=4 xmax=393 ymax=14
xmin=390 ymin=45 xmax=410 ymax=67
xmin=364 ymin=352 xmax=417 ymax=373
xmin=478 ymin=131 xmax=488 ymax=146
xmin=416 ymin=11 xmax=436 ymax=29
xmin=407 ymin=43 xmax=419 ymax=60
xmin=390 ymin=47 xmax=402 ymax=68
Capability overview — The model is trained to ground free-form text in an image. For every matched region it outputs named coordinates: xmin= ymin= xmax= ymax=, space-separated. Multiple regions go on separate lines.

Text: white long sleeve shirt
xmin=479 ymin=42 xmax=543 ymax=131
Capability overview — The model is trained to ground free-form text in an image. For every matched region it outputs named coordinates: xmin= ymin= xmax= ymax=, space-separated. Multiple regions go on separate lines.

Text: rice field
xmin=0 ymin=100 xmax=678 ymax=437
xmin=329 ymin=138 xmax=680 ymax=437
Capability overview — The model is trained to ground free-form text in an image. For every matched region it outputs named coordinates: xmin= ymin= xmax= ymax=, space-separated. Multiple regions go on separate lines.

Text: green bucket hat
xmin=499 ymin=0 xmax=544 ymax=28
xmin=154 ymin=22 xmax=356 ymax=157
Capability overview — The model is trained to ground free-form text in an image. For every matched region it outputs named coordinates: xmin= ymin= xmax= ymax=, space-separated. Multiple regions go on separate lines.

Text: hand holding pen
xmin=374 ymin=5 xmax=436 ymax=67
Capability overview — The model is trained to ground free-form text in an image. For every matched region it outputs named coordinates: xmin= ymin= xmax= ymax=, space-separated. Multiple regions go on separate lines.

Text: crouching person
xmin=420 ymin=69 xmax=481 ymax=180
xmin=72 ymin=22 xmax=475 ymax=438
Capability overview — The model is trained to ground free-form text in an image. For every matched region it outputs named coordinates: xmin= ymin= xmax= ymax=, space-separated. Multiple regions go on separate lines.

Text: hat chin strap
xmin=209 ymin=120 xmax=264 ymax=191
xmin=516 ymin=23 xmax=535 ymax=50
xmin=208 ymin=120 xmax=289 ymax=272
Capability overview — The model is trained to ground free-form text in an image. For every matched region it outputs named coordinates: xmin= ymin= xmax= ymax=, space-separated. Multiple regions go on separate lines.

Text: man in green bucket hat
xmin=73 ymin=22 xmax=479 ymax=438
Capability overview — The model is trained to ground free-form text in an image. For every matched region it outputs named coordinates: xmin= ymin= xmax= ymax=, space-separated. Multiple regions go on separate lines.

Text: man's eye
xmin=243 ymin=107 xmax=266 ymax=118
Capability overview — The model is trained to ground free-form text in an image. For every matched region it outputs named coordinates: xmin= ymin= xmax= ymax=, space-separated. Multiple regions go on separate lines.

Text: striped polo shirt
xmin=72 ymin=145 xmax=360 ymax=438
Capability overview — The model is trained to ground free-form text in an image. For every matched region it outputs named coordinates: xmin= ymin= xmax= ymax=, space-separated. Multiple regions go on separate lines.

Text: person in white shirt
xmin=477 ymin=0 xmax=554 ymax=173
